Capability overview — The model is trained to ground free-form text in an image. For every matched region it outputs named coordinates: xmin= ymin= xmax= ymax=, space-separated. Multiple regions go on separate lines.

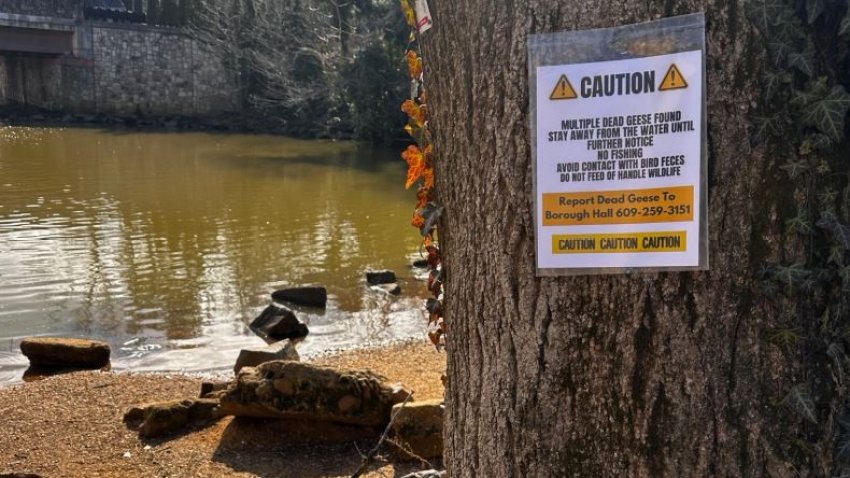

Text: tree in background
xmin=187 ymin=0 xmax=406 ymax=141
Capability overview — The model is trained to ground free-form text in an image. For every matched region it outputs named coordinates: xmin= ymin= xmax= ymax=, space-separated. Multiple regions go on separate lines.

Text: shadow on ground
xmin=211 ymin=417 xmax=436 ymax=477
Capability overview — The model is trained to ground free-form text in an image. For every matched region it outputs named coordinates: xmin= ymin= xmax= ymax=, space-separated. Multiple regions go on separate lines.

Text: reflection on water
xmin=0 ymin=126 xmax=428 ymax=382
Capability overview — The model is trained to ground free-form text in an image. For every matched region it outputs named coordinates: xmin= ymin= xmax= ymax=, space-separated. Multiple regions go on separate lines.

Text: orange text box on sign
xmin=552 ymin=231 xmax=687 ymax=254
xmin=542 ymin=185 xmax=694 ymax=226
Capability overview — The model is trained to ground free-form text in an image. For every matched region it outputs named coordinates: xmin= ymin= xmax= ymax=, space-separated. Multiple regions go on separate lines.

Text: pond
xmin=0 ymin=126 xmax=428 ymax=383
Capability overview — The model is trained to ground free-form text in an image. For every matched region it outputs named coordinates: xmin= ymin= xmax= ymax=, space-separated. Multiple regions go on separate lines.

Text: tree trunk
xmin=422 ymin=1 xmax=812 ymax=476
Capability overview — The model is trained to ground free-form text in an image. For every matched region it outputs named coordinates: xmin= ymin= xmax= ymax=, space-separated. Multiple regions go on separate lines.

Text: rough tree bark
xmin=422 ymin=1 xmax=808 ymax=476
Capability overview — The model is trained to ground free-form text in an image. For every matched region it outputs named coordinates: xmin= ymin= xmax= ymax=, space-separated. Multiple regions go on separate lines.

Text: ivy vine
xmin=400 ymin=0 xmax=445 ymax=349
xmin=748 ymin=0 xmax=850 ymax=473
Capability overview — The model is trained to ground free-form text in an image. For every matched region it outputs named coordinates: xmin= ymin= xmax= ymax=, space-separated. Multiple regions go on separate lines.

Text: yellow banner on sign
xmin=542 ymin=185 xmax=694 ymax=226
xmin=552 ymin=231 xmax=687 ymax=254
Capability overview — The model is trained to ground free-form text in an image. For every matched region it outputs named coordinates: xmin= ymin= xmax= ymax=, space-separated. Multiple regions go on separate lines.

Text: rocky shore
xmin=0 ymin=341 xmax=445 ymax=478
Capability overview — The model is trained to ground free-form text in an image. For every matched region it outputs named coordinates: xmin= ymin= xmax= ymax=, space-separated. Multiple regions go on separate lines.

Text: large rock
xmin=271 ymin=286 xmax=327 ymax=308
xmin=20 ymin=337 xmax=110 ymax=369
xmin=249 ymin=304 xmax=308 ymax=341
xmin=124 ymin=399 xmax=222 ymax=438
xmin=233 ymin=340 xmax=299 ymax=374
xmin=366 ymin=270 xmax=396 ymax=285
xmin=219 ymin=361 xmax=411 ymax=427
xmin=391 ymin=399 xmax=444 ymax=459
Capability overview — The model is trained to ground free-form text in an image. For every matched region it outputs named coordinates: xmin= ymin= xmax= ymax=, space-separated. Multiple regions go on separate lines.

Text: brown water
xmin=0 ymin=126 xmax=428 ymax=382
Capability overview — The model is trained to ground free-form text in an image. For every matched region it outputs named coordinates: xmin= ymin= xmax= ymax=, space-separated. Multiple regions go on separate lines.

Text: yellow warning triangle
xmin=659 ymin=64 xmax=688 ymax=91
xmin=550 ymin=75 xmax=577 ymax=100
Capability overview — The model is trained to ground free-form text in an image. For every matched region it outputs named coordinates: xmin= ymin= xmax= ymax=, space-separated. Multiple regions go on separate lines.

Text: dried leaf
xmin=406 ymin=50 xmax=423 ymax=79
xmin=402 ymin=99 xmax=427 ymax=127
xmin=402 ymin=145 xmax=430 ymax=189
xmin=421 ymin=167 xmax=435 ymax=189
xmin=400 ymin=0 xmax=416 ymax=28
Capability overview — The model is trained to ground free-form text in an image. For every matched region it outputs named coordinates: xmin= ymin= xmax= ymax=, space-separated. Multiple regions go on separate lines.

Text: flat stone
xmin=249 ymin=304 xmax=308 ymax=341
xmin=126 ymin=399 xmax=223 ymax=438
xmin=366 ymin=270 xmax=396 ymax=285
xmin=137 ymin=400 xmax=191 ymax=438
xmin=271 ymin=286 xmax=327 ymax=308
xmin=233 ymin=340 xmax=299 ymax=374
xmin=391 ymin=399 xmax=444 ymax=459
xmin=20 ymin=337 xmax=110 ymax=369
xmin=219 ymin=361 xmax=411 ymax=427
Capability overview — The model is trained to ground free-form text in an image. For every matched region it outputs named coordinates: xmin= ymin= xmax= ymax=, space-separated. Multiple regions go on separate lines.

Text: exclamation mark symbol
xmin=550 ymin=75 xmax=577 ymax=100
xmin=659 ymin=64 xmax=688 ymax=91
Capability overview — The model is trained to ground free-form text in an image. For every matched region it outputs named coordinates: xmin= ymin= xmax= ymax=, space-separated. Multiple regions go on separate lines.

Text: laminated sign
xmin=528 ymin=14 xmax=708 ymax=275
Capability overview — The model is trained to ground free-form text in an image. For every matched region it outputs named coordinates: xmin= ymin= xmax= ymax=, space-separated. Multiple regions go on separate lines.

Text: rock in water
xmin=370 ymin=283 xmax=402 ymax=296
xmin=391 ymin=399 xmax=444 ymax=459
xmin=249 ymin=304 xmax=308 ymax=341
xmin=366 ymin=270 xmax=396 ymax=285
xmin=233 ymin=340 xmax=300 ymax=374
xmin=271 ymin=286 xmax=327 ymax=308
xmin=412 ymin=259 xmax=429 ymax=268
xmin=219 ymin=361 xmax=411 ymax=427
xmin=20 ymin=337 xmax=110 ymax=369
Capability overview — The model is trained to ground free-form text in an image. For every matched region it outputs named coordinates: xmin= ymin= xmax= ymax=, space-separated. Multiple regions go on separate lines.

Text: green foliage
xmin=782 ymin=384 xmax=819 ymax=425
xmin=188 ymin=0 xmax=407 ymax=142
xmin=343 ymin=44 xmax=407 ymax=144
xmin=748 ymin=0 xmax=850 ymax=472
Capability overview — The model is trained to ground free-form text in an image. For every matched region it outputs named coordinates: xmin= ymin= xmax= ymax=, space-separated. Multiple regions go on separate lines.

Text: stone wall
xmin=91 ymin=25 xmax=239 ymax=116
xmin=0 ymin=0 xmax=82 ymax=19
xmin=0 ymin=18 xmax=239 ymax=117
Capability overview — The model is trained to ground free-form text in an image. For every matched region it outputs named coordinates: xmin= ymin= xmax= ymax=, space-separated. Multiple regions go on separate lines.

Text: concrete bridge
xmin=0 ymin=13 xmax=77 ymax=57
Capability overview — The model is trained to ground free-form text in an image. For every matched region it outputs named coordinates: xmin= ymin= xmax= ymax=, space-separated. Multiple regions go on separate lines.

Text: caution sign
xmin=659 ymin=64 xmax=688 ymax=91
xmin=529 ymin=14 xmax=706 ymax=275
xmin=550 ymin=75 xmax=578 ymax=100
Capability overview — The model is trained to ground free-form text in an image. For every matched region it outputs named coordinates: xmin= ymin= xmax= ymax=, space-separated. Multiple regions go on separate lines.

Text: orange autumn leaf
xmin=411 ymin=211 xmax=425 ymax=229
xmin=406 ymin=50 xmax=423 ymax=79
xmin=416 ymin=187 xmax=429 ymax=208
xmin=402 ymin=145 xmax=425 ymax=189
xmin=421 ymin=167 xmax=435 ymax=189
xmin=400 ymin=0 xmax=416 ymax=28
xmin=401 ymin=99 xmax=426 ymax=126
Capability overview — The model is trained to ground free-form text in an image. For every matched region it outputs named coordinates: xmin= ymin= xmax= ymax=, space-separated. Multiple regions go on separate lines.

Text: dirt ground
xmin=0 ymin=342 xmax=446 ymax=478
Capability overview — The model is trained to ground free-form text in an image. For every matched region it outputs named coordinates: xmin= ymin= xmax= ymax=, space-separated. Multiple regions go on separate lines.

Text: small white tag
xmin=414 ymin=0 xmax=433 ymax=33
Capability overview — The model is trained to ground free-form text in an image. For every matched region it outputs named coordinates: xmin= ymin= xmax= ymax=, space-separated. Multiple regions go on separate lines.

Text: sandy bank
xmin=0 ymin=342 xmax=446 ymax=478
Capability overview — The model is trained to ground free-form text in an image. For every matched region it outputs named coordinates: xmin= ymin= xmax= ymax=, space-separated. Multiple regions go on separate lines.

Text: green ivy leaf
xmin=806 ymin=0 xmax=824 ymax=24
xmin=780 ymin=158 xmax=809 ymax=179
xmin=418 ymin=202 xmax=443 ymax=237
xmin=762 ymin=70 xmax=791 ymax=100
xmin=788 ymin=42 xmax=816 ymax=77
xmin=817 ymin=215 xmax=850 ymax=249
xmin=802 ymin=85 xmax=850 ymax=141
xmin=781 ymin=384 xmax=818 ymax=425
xmin=840 ymin=8 xmax=850 ymax=37
xmin=746 ymin=0 xmax=789 ymax=33
xmin=751 ymin=115 xmax=782 ymax=144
